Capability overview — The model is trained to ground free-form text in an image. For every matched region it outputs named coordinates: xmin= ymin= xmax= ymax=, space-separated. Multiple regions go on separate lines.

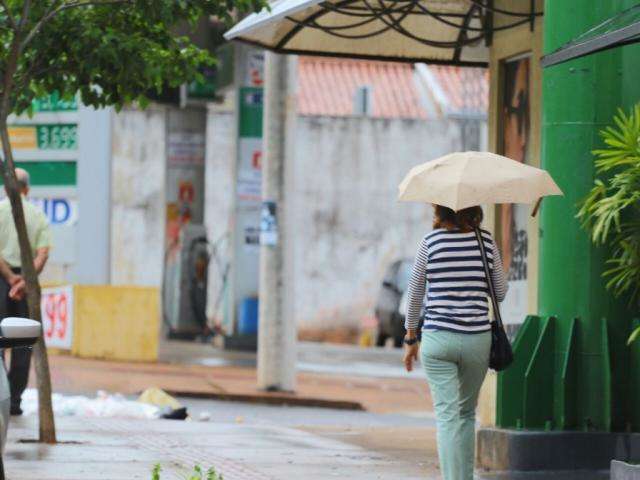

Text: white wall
xmin=203 ymin=109 xmax=486 ymax=333
xmin=110 ymin=106 xmax=167 ymax=287
xmin=287 ymin=115 xmax=469 ymax=330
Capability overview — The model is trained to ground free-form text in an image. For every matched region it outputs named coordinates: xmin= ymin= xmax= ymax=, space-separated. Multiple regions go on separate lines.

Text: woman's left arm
xmin=405 ymin=238 xmax=428 ymax=332
xmin=404 ymin=238 xmax=428 ymax=372
xmin=491 ymin=241 xmax=509 ymax=302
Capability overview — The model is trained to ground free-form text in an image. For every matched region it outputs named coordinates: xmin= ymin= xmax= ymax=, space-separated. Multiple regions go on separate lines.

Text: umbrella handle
xmin=531 ymin=198 xmax=542 ymax=217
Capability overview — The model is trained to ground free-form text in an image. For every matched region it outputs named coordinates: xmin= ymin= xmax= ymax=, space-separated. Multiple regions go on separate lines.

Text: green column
xmin=497 ymin=0 xmax=640 ymax=432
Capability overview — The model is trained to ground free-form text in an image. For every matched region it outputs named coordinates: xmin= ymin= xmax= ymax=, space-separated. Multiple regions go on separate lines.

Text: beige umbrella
xmin=398 ymin=151 xmax=562 ymax=212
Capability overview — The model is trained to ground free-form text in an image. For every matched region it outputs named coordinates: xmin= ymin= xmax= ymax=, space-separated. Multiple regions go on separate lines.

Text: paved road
xmin=179 ymin=396 xmax=434 ymax=427
xmin=160 ymin=340 xmax=424 ymax=380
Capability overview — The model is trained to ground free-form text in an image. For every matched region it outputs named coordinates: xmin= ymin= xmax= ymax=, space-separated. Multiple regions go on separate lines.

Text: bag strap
xmin=474 ymin=228 xmax=503 ymax=327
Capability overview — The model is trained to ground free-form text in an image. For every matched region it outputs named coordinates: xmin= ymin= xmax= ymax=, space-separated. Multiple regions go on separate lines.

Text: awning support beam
xmin=542 ymin=4 xmax=640 ymax=68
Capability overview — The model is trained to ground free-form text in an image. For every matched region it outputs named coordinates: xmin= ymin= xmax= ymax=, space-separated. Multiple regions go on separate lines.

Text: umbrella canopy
xmin=224 ymin=0 xmax=541 ymax=66
xmin=398 ymin=151 xmax=562 ymax=211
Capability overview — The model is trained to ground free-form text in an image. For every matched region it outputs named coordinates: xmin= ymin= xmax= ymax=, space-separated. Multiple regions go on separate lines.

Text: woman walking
xmin=403 ymin=205 xmax=508 ymax=480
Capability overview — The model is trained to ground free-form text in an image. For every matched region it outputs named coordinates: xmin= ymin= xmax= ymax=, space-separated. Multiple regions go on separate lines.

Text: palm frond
xmin=577 ymin=103 xmax=640 ymax=314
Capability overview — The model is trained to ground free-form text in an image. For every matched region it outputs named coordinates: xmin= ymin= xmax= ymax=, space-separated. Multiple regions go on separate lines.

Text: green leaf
xmin=628 ymin=326 xmax=640 ymax=345
xmin=2 ymin=0 xmax=267 ymax=115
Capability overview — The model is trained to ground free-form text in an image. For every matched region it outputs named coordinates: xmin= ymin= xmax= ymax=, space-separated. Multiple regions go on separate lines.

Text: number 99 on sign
xmin=41 ymin=286 xmax=74 ymax=349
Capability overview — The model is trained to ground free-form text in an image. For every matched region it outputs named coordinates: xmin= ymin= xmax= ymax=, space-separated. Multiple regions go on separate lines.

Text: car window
xmin=396 ymin=260 xmax=413 ymax=292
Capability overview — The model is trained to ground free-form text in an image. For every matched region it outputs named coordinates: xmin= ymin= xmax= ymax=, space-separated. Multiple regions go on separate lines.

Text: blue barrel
xmin=238 ymin=298 xmax=259 ymax=335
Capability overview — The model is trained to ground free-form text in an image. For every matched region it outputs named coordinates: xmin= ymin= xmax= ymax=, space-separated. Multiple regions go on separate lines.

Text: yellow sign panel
xmin=5 ymin=126 xmax=37 ymax=150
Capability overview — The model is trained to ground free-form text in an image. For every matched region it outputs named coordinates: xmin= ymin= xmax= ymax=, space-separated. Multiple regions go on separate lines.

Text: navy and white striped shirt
xmin=405 ymin=228 xmax=508 ymax=334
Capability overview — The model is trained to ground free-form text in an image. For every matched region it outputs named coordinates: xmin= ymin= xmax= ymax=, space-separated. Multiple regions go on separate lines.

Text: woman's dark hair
xmin=433 ymin=205 xmax=483 ymax=232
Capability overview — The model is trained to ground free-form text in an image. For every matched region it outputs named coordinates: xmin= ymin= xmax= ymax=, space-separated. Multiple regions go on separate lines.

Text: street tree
xmin=0 ymin=0 xmax=261 ymax=443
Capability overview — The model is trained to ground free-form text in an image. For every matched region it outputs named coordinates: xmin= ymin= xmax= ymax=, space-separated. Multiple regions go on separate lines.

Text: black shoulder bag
xmin=475 ymin=228 xmax=513 ymax=371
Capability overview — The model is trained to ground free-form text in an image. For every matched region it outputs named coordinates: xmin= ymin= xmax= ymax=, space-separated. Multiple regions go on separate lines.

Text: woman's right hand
xmin=403 ymin=340 xmax=419 ymax=372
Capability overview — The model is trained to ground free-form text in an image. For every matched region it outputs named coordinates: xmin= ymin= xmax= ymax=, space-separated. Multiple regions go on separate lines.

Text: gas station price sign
xmin=37 ymin=124 xmax=78 ymax=150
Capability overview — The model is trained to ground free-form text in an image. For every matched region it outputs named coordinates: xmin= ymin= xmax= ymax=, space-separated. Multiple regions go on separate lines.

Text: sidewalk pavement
xmin=44 ymin=349 xmax=432 ymax=415
xmin=8 ymin=343 xmax=440 ymax=479
xmin=5 ymin=412 xmax=440 ymax=480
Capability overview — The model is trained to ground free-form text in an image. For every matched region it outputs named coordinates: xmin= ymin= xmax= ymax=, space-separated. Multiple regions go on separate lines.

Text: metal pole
xmin=257 ymin=52 xmax=296 ymax=391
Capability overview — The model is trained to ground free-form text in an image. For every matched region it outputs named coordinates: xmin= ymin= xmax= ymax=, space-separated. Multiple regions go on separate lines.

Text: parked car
xmin=374 ymin=259 xmax=423 ymax=347
xmin=0 ymin=317 xmax=41 ymax=454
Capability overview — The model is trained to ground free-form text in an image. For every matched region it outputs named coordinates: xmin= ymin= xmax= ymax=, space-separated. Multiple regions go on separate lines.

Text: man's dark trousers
xmin=0 ymin=268 xmax=31 ymax=411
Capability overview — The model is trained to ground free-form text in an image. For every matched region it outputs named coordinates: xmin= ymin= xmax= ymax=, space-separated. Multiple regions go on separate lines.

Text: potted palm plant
xmin=578 ymin=103 xmax=640 ymax=480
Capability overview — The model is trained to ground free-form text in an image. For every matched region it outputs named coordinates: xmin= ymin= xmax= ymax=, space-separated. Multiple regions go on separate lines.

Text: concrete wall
xmin=202 ymin=106 xmax=486 ymax=335
xmin=110 ymin=106 xmax=167 ymax=287
xmin=204 ymin=102 xmax=236 ymax=323
xmin=75 ymin=105 xmax=112 ymax=285
xmin=288 ymin=115 xmax=481 ymax=332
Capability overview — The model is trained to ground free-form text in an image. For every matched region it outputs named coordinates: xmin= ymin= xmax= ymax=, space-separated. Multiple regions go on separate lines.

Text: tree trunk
xmin=0 ymin=119 xmax=56 ymax=443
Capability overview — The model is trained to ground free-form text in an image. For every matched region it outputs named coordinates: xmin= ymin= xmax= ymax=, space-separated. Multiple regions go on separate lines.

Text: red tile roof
xmin=297 ymin=57 xmax=427 ymax=119
xmin=427 ymin=65 xmax=489 ymax=115
xmin=297 ymin=56 xmax=488 ymax=119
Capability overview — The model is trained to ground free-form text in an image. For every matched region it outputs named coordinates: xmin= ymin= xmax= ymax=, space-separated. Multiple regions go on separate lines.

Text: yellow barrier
xmin=70 ymin=285 xmax=160 ymax=362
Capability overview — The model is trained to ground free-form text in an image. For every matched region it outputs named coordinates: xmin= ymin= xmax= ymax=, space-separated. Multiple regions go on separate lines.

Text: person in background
xmin=0 ymin=168 xmax=51 ymax=415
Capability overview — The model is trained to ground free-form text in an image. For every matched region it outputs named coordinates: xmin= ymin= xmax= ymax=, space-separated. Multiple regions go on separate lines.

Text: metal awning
xmin=225 ymin=0 xmax=542 ymax=66
xmin=541 ymin=4 xmax=640 ymax=68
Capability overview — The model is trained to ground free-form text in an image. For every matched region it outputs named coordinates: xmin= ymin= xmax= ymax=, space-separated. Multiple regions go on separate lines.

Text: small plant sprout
xmin=151 ymin=464 xmax=223 ymax=480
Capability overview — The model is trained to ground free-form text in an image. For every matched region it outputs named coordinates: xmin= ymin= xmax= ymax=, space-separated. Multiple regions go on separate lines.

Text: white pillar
xmin=257 ymin=52 xmax=296 ymax=391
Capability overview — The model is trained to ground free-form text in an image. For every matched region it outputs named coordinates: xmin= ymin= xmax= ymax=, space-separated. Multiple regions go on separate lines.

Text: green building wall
xmin=497 ymin=0 xmax=640 ymax=432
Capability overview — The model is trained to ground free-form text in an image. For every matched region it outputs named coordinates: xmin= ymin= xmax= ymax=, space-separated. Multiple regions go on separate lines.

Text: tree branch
xmin=18 ymin=0 xmax=31 ymax=30
xmin=1 ymin=0 xmax=18 ymax=31
xmin=20 ymin=0 xmax=132 ymax=51
xmin=10 ymin=55 xmax=50 ymax=101
xmin=0 ymin=21 xmax=22 ymax=119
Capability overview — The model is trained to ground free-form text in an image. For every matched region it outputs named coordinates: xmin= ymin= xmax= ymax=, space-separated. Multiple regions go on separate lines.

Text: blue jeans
xmin=421 ymin=329 xmax=491 ymax=480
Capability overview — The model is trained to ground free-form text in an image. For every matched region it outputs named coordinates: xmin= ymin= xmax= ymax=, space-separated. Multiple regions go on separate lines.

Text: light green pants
xmin=421 ymin=329 xmax=491 ymax=480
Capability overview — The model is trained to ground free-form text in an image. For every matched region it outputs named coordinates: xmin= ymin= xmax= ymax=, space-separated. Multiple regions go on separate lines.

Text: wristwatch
xmin=403 ymin=337 xmax=418 ymax=346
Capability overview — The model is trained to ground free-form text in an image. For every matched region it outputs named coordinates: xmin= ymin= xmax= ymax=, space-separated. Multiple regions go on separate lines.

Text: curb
xmin=162 ymin=389 xmax=366 ymax=411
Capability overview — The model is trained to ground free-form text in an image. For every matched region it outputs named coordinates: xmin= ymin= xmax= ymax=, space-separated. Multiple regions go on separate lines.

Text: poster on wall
xmin=245 ymin=51 xmax=265 ymax=87
xmin=260 ymin=200 xmax=278 ymax=246
xmin=499 ymin=56 xmax=530 ymax=328
xmin=165 ymin=131 xmax=206 ymax=259
xmin=237 ymin=137 xmax=262 ymax=203
xmin=167 ymin=132 xmax=205 ymax=167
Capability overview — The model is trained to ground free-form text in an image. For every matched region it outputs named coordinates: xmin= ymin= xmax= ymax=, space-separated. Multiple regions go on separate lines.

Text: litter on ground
xmin=21 ymin=389 xmax=160 ymax=419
